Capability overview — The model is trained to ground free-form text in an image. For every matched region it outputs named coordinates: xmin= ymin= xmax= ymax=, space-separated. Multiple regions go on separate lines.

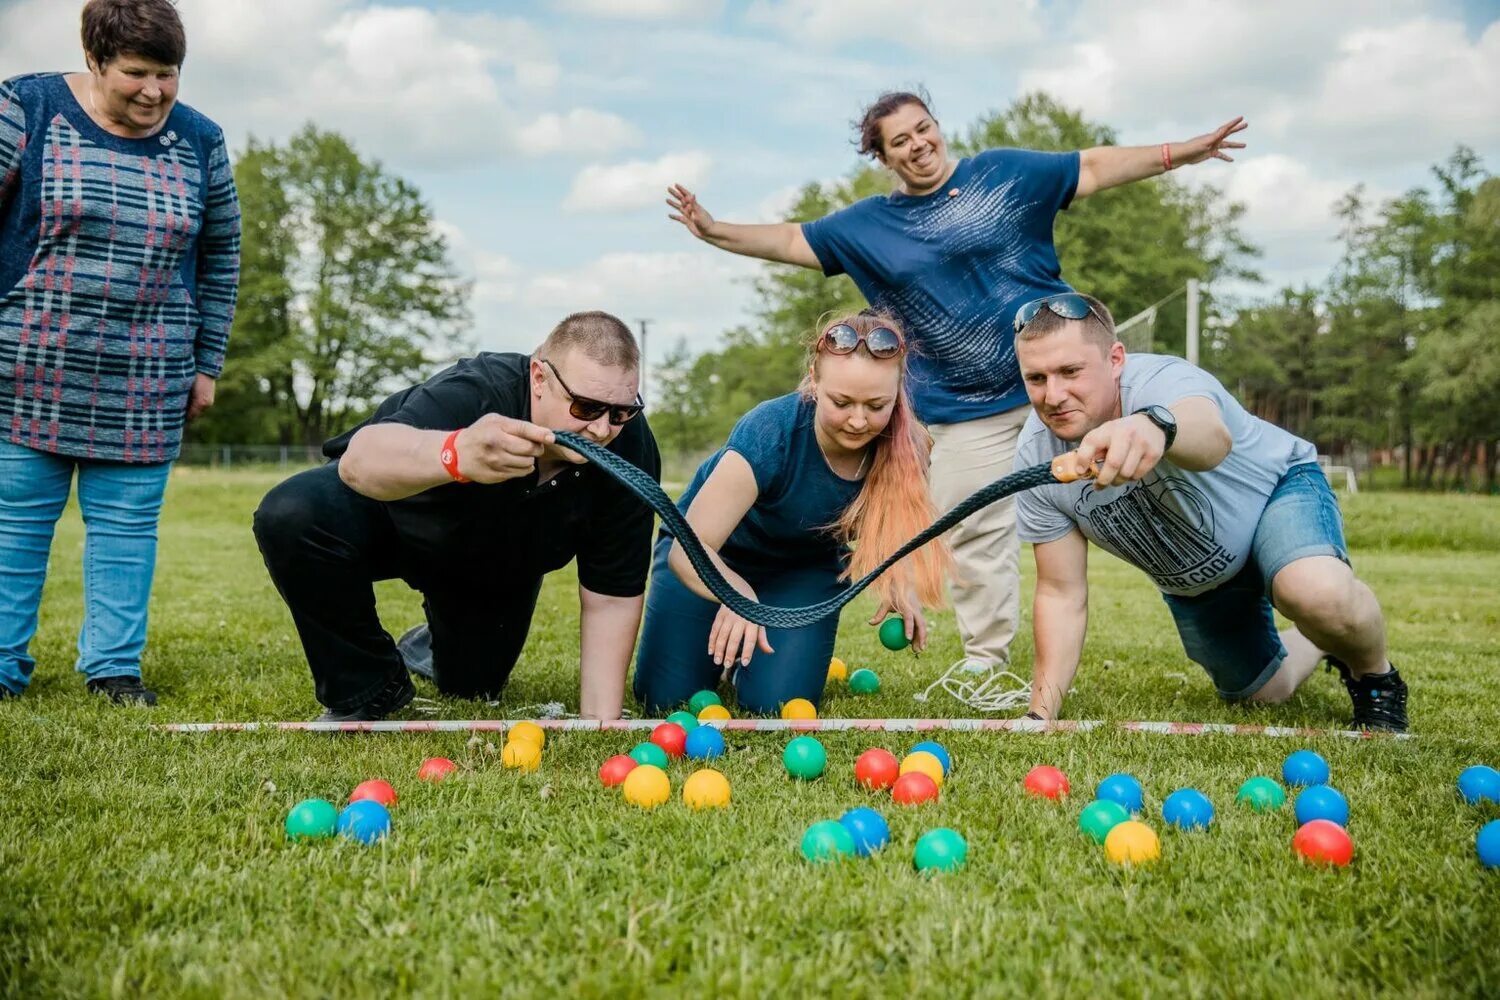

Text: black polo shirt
xmin=323 ymin=352 xmax=660 ymax=597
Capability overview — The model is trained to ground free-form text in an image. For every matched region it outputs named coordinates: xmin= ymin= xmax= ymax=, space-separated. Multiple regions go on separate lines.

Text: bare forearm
xmin=1165 ymin=397 xmax=1232 ymax=471
xmin=1029 ymin=586 xmax=1088 ymax=719
xmin=339 ymin=424 xmax=451 ymax=501
xmin=700 ymin=220 xmax=819 ymax=269
xmin=1076 ymin=144 xmax=1173 ymax=198
xmin=579 ymin=591 xmax=644 ymax=720
xmin=667 ymin=539 xmax=756 ymax=604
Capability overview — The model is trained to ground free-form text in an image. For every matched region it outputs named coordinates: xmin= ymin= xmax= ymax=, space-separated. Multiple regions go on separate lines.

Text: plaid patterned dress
xmin=0 ymin=73 xmax=240 ymax=463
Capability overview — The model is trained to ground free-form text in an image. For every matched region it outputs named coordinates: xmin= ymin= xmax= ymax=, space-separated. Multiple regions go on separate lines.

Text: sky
xmin=4 ymin=0 xmax=1499 ymax=378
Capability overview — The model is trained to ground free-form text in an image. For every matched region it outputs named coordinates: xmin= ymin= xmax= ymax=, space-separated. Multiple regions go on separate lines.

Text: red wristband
xmin=440 ymin=428 xmax=468 ymax=483
xmin=1161 ymin=142 xmax=1174 ymax=172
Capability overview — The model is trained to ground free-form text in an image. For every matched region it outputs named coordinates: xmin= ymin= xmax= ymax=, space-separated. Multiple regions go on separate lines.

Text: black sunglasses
xmin=820 ymin=323 xmax=904 ymax=359
xmin=542 ymin=359 xmax=643 ymax=426
xmin=1013 ymin=293 xmax=1104 ymax=334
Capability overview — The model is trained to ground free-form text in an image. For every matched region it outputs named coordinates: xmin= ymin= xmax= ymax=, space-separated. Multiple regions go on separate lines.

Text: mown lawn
xmin=2 ymin=468 xmax=1497 ymax=998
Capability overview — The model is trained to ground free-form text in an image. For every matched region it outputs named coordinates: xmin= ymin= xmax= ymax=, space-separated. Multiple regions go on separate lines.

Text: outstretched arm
xmin=1028 ymin=528 xmax=1090 ymax=720
xmin=666 ymin=184 xmax=822 ymax=269
xmin=578 ymin=587 xmax=645 ymax=721
xmin=1075 ymin=117 xmax=1247 ymax=200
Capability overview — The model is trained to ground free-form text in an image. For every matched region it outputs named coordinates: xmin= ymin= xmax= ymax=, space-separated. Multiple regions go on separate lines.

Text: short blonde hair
xmin=1014 ymin=293 xmax=1116 ymax=351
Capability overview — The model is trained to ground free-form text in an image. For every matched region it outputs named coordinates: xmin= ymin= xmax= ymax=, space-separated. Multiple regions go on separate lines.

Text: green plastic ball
xmin=878 ymin=616 xmax=910 ymax=651
xmin=783 ymin=736 xmax=827 ymax=780
xmin=801 ymin=820 xmax=855 ymax=863
xmin=688 ymin=690 xmax=722 ymax=714
xmin=913 ymin=828 xmax=968 ymax=872
xmin=1236 ymin=776 xmax=1286 ymax=812
xmin=1078 ymin=798 xmax=1131 ymax=844
xmin=848 ymin=668 xmax=881 ymax=695
xmin=665 ymin=710 xmax=699 ymax=733
xmin=629 ymin=742 xmax=670 ymax=769
xmin=284 ymin=798 xmax=338 ymax=841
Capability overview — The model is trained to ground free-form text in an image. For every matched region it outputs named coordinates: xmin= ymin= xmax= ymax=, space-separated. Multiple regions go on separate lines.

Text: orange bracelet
xmin=1161 ymin=142 xmax=1174 ymax=171
xmin=440 ymin=428 xmax=468 ymax=483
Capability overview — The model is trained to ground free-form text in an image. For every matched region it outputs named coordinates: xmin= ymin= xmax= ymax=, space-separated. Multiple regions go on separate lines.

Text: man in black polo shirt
xmin=253 ymin=311 xmax=660 ymax=721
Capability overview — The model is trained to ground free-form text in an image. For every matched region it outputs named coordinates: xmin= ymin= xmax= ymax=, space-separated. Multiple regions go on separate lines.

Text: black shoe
xmin=1328 ymin=656 xmax=1408 ymax=733
xmin=315 ymin=671 xmax=415 ymax=723
xmin=396 ymin=624 xmax=435 ymax=681
xmin=86 ymin=675 xmax=158 ymax=706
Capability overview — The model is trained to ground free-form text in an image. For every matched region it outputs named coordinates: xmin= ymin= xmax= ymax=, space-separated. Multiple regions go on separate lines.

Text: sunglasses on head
xmin=541 ymin=359 xmax=643 ymax=426
xmin=1013 ymin=293 xmax=1104 ymax=334
xmin=820 ymin=323 xmax=904 ymax=359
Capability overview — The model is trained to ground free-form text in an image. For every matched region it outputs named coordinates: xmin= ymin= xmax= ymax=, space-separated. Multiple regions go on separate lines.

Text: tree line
xmin=191 ymin=98 xmax=1498 ymax=491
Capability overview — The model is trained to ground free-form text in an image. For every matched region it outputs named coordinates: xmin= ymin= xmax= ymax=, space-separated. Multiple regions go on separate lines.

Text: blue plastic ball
xmin=684 ymin=725 xmax=726 ymax=760
xmin=838 ymin=807 xmax=891 ymax=857
xmin=1096 ymin=773 xmax=1145 ymax=814
xmin=1293 ymin=784 xmax=1349 ymax=828
xmin=1161 ymin=788 xmax=1215 ymax=831
xmin=909 ymin=741 xmax=952 ymax=776
xmin=336 ymin=799 xmax=391 ymax=845
xmin=1282 ymin=749 xmax=1331 ymax=787
xmin=1457 ymin=765 xmax=1500 ymax=806
xmin=1478 ymin=820 xmax=1500 ymax=868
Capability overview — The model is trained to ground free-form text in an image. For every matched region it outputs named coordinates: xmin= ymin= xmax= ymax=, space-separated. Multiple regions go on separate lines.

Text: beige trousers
xmin=927 ymin=403 xmax=1032 ymax=666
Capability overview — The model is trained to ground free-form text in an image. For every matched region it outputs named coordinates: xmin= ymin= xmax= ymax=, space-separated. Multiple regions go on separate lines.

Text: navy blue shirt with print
xmin=801 ymin=148 xmax=1080 ymax=426
xmin=663 ymin=392 xmax=861 ymax=578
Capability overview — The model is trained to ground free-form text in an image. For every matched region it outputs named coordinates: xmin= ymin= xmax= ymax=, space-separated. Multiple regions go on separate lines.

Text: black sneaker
xmin=1328 ymin=656 xmax=1408 ymax=733
xmin=86 ymin=675 xmax=158 ymax=706
xmin=396 ymin=624 xmax=435 ymax=681
xmin=315 ymin=671 xmax=415 ymax=723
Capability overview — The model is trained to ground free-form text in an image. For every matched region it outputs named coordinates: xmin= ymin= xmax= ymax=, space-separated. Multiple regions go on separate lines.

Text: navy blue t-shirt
xmin=663 ymin=393 xmax=862 ymax=576
xmin=802 ymin=147 xmax=1080 ymax=426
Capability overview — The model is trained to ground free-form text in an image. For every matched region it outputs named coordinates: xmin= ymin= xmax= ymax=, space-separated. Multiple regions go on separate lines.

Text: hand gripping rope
xmin=553 ymin=430 xmax=1089 ymax=630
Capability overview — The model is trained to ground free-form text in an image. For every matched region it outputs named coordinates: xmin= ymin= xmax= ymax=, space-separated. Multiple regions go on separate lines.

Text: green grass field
xmin=3 ymin=469 xmax=1498 ymax=998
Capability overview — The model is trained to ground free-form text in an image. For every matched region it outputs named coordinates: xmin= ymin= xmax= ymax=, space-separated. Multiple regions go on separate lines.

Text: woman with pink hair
xmin=633 ymin=312 xmax=949 ymax=714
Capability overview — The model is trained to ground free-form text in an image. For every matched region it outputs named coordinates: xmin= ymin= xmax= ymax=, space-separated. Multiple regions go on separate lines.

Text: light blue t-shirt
xmin=664 ymin=393 xmax=862 ymax=576
xmin=801 ymin=147 xmax=1079 ymax=426
xmin=1014 ymin=354 xmax=1318 ymax=596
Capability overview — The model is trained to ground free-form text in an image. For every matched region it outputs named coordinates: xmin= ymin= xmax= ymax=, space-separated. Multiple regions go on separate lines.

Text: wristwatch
xmin=1133 ymin=405 xmax=1177 ymax=451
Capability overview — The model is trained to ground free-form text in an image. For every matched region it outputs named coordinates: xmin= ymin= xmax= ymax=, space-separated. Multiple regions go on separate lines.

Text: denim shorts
xmin=1161 ymin=463 xmax=1350 ymax=699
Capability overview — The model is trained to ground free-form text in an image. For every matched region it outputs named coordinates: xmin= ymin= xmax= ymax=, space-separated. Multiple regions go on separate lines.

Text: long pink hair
xmin=800 ymin=313 xmax=951 ymax=609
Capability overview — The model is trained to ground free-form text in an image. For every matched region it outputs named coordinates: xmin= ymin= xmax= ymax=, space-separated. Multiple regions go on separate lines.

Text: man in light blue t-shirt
xmin=1010 ymin=292 xmax=1407 ymax=731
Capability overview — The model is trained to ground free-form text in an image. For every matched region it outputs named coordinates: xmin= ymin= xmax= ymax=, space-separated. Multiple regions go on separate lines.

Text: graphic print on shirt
xmin=1072 ymin=472 xmax=1237 ymax=591
xmin=869 ymin=164 xmax=1058 ymax=406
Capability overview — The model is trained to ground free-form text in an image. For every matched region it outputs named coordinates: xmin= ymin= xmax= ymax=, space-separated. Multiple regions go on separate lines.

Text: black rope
xmin=555 ymin=430 xmax=1063 ymax=629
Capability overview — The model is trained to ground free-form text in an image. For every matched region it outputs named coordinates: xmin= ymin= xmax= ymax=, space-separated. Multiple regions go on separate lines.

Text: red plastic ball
xmin=1023 ymin=765 xmax=1070 ymax=800
xmin=651 ymin=723 xmax=688 ymax=758
xmin=1293 ymin=819 xmax=1354 ymax=867
xmin=891 ymin=771 xmax=940 ymax=806
xmin=349 ymin=779 xmax=397 ymax=807
xmin=417 ymin=757 xmax=457 ymax=783
xmin=598 ymin=754 xmax=638 ymax=788
xmin=855 ymin=748 xmax=901 ymax=791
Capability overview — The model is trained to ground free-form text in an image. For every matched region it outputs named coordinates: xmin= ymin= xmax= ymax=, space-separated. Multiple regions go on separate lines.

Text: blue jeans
xmin=0 ymin=441 xmax=172 ymax=694
xmin=1162 ymin=462 xmax=1350 ymax=699
xmin=633 ymin=537 xmax=846 ymax=715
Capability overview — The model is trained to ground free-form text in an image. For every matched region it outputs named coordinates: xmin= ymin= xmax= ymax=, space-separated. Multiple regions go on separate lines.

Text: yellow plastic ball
xmin=682 ymin=769 xmax=732 ymax=810
xmin=900 ymin=750 xmax=945 ymax=788
xmin=781 ymin=698 xmax=818 ymax=721
xmin=698 ymin=704 xmax=731 ymax=722
xmin=827 ymin=657 xmax=848 ymax=683
xmin=622 ymin=764 xmax=671 ymax=809
xmin=500 ymin=739 xmax=541 ymax=773
xmin=1104 ymin=820 xmax=1161 ymax=865
xmin=507 ymin=721 xmax=545 ymax=750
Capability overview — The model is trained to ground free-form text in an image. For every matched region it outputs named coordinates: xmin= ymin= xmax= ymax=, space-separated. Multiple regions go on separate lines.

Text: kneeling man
xmin=254 ymin=311 xmax=660 ymax=721
xmin=1011 ymin=293 xmax=1407 ymax=731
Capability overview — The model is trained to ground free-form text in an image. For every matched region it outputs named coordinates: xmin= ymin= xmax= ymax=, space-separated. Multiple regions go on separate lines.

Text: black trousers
xmin=253 ymin=463 xmax=542 ymax=711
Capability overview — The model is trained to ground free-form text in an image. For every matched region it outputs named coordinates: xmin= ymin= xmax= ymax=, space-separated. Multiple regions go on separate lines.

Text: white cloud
xmin=564 ymin=152 xmax=713 ymax=212
xmin=556 ymin=0 xmax=725 ymax=19
xmin=517 ymin=109 xmax=641 ymax=156
xmin=0 ymin=0 xmax=638 ymax=169
xmin=746 ymin=0 xmax=1045 ymax=53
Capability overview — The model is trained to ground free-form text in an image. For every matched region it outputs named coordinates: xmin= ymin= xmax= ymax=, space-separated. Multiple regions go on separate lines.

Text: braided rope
xmin=554 ymin=430 xmax=1062 ymax=628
